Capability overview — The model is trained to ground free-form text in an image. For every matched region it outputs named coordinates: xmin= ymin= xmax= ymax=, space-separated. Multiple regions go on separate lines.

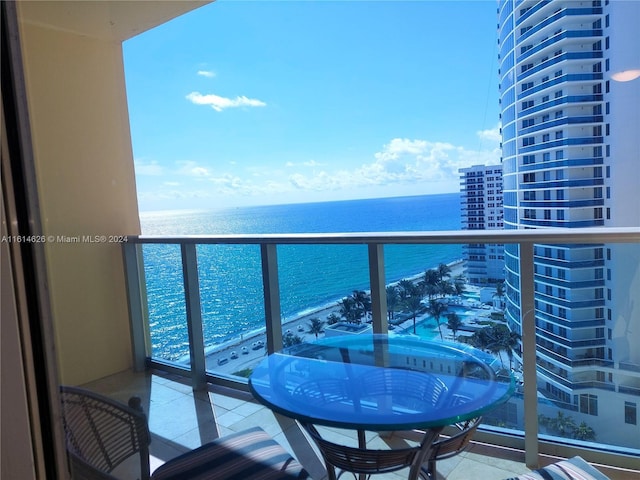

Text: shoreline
xmin=201 ymin=259 xmax=497 ymax=374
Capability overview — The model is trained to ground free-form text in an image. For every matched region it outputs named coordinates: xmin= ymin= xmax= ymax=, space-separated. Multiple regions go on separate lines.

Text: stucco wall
xmin=18 ymin=19 xmax=141 ymax=385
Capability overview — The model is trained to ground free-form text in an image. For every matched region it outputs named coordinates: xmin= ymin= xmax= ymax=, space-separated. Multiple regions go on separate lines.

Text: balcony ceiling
xmin=18 ymin=0 xmax=212 ymax=42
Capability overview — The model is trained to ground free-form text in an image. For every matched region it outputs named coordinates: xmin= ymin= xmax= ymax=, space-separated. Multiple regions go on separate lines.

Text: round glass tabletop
xmin=249 ymin=334 xmax=515 ymax=431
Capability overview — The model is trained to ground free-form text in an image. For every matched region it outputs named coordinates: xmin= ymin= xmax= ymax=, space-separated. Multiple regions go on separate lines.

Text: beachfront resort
xmin=205 ymin=262 xmax=518 ymax=381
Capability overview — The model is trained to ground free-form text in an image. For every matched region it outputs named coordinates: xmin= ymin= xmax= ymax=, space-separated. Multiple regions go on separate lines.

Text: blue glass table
xmin=249 ymin=334 xmax=515 ymax=480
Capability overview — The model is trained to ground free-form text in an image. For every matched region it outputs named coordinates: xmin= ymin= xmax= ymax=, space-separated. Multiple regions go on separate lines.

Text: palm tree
xmin=351 ymin=290 xmax=371 ymax=320
xmin=452 ymin=274 xmax=467 ymax=296
xmin=422 ymin=269 xmax=440 ymax=299
xmin=404 ymin=294 xmax=424 ymax=334
xmin=398 ymin=279 xmax=417 ymax=301
xmin=436 ymin=263 xmax=452 ymax=281
xmin=427 ymin=299 xmax=448 ymax=341
xmin=283 ymin=331 xmax=304 ymax=348
xmin=470 ymin=326 xmax=493 ymax=352
xmin=503 ymin=331 xmax=521 ymax=370
xmin=326 ymin=312 xmax=341 ymax=325
xmin=386 ymin=286 xmax=400 ymax=322
xmin=307 ymin=317 xmax=325 ymax=339
xmin=572 ymin=421 xmax=596 ymax=441
xmin=446 ymin=312 xmax=463 ymax=341
xmin=547 ymin=411 xmax=577 ymax=438
xmin=436 ymin=279 xmax=455 ymax=298
xmin=338 ymin=297 xmax=360 ymax=323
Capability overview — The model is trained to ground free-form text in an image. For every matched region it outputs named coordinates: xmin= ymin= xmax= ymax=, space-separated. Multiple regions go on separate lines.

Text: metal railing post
xmin=122 ymin=242 xmax=149 ymax=371
xmin=519 ymin=242 xmax=539 ymax=468
xmin=368 ymin=243 xmax=388 ymax=334
xmin=181 ymin=244 xmax=206 ymax=390
xmin=261 ymin=243 xmax=283 ymax=353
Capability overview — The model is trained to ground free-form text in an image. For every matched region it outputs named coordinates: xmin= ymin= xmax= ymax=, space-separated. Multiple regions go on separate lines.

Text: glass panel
xmin=197 ymin=244 xmax=264 ymax=377
xmin=277 ymin=243 xmax=370 ymax=345
xmin=142 ymin=244 xmax=187 ymax=362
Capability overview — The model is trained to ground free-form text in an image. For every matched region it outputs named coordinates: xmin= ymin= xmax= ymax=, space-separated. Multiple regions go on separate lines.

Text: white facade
xmin=498 ymin=0 xmax=640 ymax=448
xmin=460 ymin=164 xmax=505 ymax=285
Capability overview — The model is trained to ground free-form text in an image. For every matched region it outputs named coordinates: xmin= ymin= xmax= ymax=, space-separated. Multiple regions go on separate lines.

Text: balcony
xmin=118 ymin=228 xmax=640 ymax=476
xmin=81 ymin=368 xmax=636 ymax=480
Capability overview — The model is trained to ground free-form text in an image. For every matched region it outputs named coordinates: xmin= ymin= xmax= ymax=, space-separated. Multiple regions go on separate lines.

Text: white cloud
xmin=138 ymin=132 xmax=502 ymax=209
xmin=134 ymin=160 xmax=165 ymax=176
xmin=284 ymin=136 xmax=501 ymax=193
xmin=197 ymin=70 xmax=216 ymax=78
xmin=176 ymin=161 xmax=212 ymax=177
xmin=285 ymin=159 xmax=325 ymax=168
xmin=477 ymin=124 xmax=502 ymax=143
xmin=186 ymin=91 xmax=266 ymax=112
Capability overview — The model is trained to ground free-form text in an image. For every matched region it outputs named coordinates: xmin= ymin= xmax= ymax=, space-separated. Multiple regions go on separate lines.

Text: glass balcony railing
xmin=122 ymin=227 xmax=640 ymax=470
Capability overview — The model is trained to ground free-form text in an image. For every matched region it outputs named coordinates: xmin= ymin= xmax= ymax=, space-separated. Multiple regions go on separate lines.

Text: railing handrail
xmin=127 ymin=226 xmax=640 ymax=245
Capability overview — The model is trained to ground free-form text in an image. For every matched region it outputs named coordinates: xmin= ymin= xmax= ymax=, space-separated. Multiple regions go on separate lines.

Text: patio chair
xmin=421 ymin=415 xmax=482 ymax=479
xmin=59 ymin=385 xmax=310 ymax=480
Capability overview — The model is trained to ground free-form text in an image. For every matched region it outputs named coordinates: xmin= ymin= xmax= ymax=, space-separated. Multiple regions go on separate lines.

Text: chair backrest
xmin=59 ymin=386 xmax=152 ymax=480
xmin=359 ymin=369 xmax=448 ymax=409
xmin=429 ymin=415 xmax=482 ymax=462
xmin=304 ymin=423 xmax=419 ymax=476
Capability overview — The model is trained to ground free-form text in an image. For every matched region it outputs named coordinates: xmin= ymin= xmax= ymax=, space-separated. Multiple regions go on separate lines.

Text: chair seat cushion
xmin=504 ymin=456 xmax=610 ymax=480
xmin=151 ymin=427 xmax=309 ymax=480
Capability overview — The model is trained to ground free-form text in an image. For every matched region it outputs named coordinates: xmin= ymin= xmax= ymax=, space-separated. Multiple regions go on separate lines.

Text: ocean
xmin=140 ymin=193 xmax=463 ymax=360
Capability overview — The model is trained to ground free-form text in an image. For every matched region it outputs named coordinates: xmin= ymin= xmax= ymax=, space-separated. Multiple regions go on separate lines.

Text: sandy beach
xmin=201 ymin=259 xmax=495 ymax=375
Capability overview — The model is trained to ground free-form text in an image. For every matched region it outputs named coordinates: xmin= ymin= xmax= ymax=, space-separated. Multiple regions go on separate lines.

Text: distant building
xmin=459 ymin=164 xmax=505 ymax=285
xmin=498 ymin=0 xmax=640 ymax=448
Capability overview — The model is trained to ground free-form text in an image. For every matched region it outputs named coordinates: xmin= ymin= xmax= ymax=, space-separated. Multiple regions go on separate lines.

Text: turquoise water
xmin=398 ymin=304 xmax=479 ymax=340
xmin=140 ymin=193 xmax=463 ymax=360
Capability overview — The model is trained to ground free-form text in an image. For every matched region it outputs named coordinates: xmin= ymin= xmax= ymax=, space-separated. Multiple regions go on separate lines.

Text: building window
xmin=625 ymin=402 xmax=637 ymax=425
xmin=580 ymin=394 xmax=598 ymax=416
xmin=595 ymin=207 xmax=603 ymax=219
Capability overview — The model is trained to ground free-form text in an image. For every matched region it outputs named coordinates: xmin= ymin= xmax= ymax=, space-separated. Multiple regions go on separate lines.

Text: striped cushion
xmin=151 ymin=427 xmax=310 ymax=480
xmin=505 ymin=456 xmax=610 ymax=480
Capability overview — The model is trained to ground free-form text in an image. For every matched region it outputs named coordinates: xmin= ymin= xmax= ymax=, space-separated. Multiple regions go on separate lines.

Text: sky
xmin=123 ymin=0 xmax=502 ymax=212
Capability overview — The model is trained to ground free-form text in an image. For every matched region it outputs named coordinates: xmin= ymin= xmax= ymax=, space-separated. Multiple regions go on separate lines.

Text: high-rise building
xmin=498 ymin=0 xmax=640 ymax=447
xmin=459 ymin=164 xmax=505 ymax=286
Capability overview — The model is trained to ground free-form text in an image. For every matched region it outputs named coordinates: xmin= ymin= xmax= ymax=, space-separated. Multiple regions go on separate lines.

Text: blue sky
xmin=124 ymin=1 xmax=502 ymax=212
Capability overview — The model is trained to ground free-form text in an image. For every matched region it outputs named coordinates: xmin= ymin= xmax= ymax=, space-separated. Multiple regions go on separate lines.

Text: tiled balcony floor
xmin=79 ymin=369 xmax=626 ymax=480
